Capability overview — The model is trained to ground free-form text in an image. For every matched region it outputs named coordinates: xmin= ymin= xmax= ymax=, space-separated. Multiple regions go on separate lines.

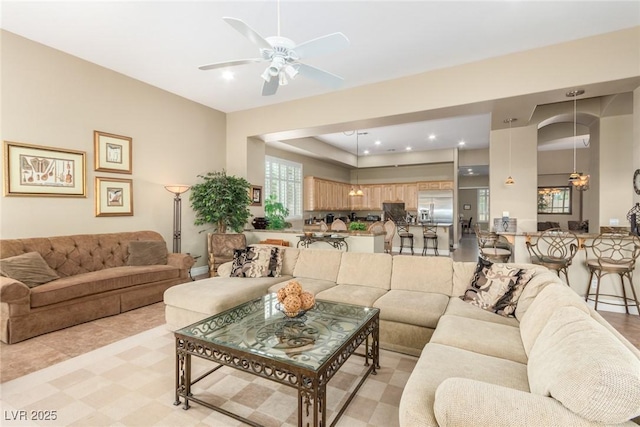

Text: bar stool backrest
xmin=526 ymin=228 xmax=579 ymax=263
xmin=584 ymin=233 xmax=640 ymax=268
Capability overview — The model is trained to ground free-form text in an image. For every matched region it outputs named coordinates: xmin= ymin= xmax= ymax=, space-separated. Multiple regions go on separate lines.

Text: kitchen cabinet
xmin=304 ymin=177 xmax=451 ymax=212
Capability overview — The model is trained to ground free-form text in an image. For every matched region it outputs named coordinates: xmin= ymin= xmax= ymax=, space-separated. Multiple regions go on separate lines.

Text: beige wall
xmin=634 ymin=88 xmax=640 ymax=207
xmin=1 ymin=31 xmax=226 ymax=266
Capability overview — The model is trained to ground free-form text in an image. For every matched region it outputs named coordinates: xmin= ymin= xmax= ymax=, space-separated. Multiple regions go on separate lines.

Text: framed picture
xmin=3 ymin=141 xmax=86 ymax=197
xmin=95 ymin=177 xmax=133 ymax=216
xmin=463 ymin=204 xmax=471 ymax=210
xmin=94 ymin=130 xmax=132 ymax=173
xmin=250 ymin=185 xmax=262 ymax=206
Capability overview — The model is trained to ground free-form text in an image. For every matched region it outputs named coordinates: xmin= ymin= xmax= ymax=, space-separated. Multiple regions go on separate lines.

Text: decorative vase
xmin=252 ymin=217 xmax=268 ymax=229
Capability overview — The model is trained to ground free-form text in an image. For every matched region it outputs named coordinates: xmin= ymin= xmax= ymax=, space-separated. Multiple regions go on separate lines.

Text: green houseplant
xmin=264 ymin=193 xmax=291 ymax=230
xmin=348 ymin=221 xmax=367 ymax=231
xmin=189 ymin=170 xmax=252 ymax=233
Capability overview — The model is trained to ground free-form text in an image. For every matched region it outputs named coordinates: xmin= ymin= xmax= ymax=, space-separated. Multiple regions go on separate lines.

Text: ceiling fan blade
xmin=294 ymin=32 xmax=350 ymax=59
xmin=222 ymin=17 xmax=272 ymax=50
xmin=198 ymin=58 xmax=263 ymax=71
xmin=296 ymin=63 xmax=344 ymax=89
xmin=262 ymin=78 xmax=279 ymax=96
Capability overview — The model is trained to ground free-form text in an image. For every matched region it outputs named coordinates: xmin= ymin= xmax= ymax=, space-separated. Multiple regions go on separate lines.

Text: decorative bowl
xmin=276 ymin=303 xmax=311 ymax=319
xmin=313 ymin=232 xmax=324 ymax=237
xmin=304 ymin=231 xmax=313 ymax=237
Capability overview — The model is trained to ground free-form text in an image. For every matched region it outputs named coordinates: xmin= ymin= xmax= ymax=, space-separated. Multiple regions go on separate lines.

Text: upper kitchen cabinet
xmin=304 ymin=176 xmax=352 ymax=211
xmin=417 ymin=181 xmax=454 ymax=191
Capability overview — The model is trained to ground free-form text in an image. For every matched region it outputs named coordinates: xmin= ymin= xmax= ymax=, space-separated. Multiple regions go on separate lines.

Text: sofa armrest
xmin=0 ymin=276 xmax=30 ymax=303
xmin=216 ymin=261 xmax=233 ymax=277
xmin=167 ymin=253 xmax=195 ymax=270
xmin=434 ymin=378 xmax=607 ymax=427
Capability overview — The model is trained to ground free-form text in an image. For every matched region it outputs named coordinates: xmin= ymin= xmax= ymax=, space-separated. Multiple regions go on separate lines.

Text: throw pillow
xmin=229 ymin=246 xmax=273 ymax=278
xmin=0 ymin=252 xmax=60 ymax=288
xmin=461 ymin=258 xmax=534 ymax=317
xmin=258 ymin=245 xmax=283 ymax=278
xmin=127 ymin=241 xmax=168 ymax=266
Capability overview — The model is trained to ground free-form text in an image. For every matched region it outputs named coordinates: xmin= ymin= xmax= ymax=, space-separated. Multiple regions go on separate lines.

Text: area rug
xmin=0 ymin=325 xmax=417 ymax=426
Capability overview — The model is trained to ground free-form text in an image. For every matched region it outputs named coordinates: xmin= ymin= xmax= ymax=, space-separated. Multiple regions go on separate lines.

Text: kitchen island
xmin=244 ymin=229 xmax=385 ymax=253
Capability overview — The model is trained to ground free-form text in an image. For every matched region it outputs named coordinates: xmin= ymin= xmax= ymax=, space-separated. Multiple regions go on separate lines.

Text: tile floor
xmin=0 ymin=324 xmax=417 ymax=427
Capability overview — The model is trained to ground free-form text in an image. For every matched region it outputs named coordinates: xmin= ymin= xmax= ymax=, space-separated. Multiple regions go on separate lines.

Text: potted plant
xmin=264 ymin=193 xmax=291 ymax=230
xmin=348 ymin=221 xmax=367 ymax=231
xmin=189 ymin=170 xmax=252 ymax=233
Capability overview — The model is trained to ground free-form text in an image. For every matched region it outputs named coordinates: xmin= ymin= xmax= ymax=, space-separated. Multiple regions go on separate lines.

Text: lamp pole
xmin=164 ymin=185 xmax=191 ymax=253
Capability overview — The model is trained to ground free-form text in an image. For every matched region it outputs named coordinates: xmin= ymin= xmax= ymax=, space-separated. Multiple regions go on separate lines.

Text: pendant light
xmin=504 ymin=118 xmax=517 ymax=185
xmin=566 ymin=89 xmax=587 ymax=187
xmin=349 ymin=131 xmax=364 ymax=197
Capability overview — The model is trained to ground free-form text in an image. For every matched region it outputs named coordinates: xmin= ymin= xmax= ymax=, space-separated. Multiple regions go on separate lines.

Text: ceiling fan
xmin=199 ymin=4 xmax=349 ymax=96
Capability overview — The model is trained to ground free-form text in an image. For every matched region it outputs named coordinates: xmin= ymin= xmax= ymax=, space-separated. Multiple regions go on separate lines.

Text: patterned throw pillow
xmin=229 ymin=246 xmax=277 ymax=278
xmin=461 ymin=258 xmax=534 ymax=317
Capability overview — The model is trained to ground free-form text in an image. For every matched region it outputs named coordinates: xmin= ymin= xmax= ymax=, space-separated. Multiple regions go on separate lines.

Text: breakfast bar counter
xmin=244 ymin=229 xmax=385 ymax=253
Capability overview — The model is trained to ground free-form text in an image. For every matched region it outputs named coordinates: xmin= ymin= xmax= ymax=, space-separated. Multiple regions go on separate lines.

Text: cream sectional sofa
xmin=163 ymin=247 xmax=640 ymax=426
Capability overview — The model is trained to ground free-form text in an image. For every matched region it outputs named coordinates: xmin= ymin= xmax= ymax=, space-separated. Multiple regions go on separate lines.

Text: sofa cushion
xmin=390 ymin=256 xmax=453 ymax=294
xmin=163 ymin=275 xmax=288 ymax=318
xmin=443 ymin=297 xmax=519 ymax=327
xmin=399 ymin=342 xmax=529 ymax=427
xmin=316 ymin=284 xmax=387 ymax=307
xmin=430 ymin=314 xmax=527 ymax=363
xmin=519 ymin=282 xmax=590 ymax=356
xmin=336 ymin=252 xmax=392 ymax=289
xmin=461 ymin=262 xmax=535 ymax=317
xmin=0 ymin=252 xmax=60 ymax=288
xmin=268 ymin=277 xmax=336 ymax=296
xmin=528 ymin=306 xmax=640 ymax=424
xmin=373 ymin=290 xmax=448 ymax=328
xmin=292 ymin=249 xmax=342 ymax=282
xmin=30 ymin=265 xmax=180 ymax=308
xmin=127 ymin=241 xmax=168 ymax=266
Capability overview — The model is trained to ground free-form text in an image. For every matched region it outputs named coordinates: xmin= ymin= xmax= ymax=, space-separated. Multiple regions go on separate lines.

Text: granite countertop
xmin=246 ymin=228 xmax=384 ymax=236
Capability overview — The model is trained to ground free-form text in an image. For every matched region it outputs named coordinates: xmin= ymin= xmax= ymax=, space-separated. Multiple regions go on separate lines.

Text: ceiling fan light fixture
xmin=260 ymin=68 xmax=272 ymax=82
xmin=279 ymin=72 xmax=288 ymax=86
xmin=284 ymin=64 xmax=299 ymax=79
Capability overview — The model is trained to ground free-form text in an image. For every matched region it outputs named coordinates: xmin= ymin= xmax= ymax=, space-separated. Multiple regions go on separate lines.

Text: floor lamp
xmin=164 ymin=185 xmax=191 ymax=253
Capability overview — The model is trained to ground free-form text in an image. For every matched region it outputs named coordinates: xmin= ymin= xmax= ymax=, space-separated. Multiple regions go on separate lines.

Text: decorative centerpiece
xmin=276 ymin=280 xmax=316 ymax=318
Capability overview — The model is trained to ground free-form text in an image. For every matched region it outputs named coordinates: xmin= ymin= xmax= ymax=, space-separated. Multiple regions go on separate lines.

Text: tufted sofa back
xmin=0 ymin=230 xmax=166 ymax=278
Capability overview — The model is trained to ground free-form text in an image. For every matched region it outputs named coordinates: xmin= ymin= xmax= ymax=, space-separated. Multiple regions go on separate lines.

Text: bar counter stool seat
xmin=397 ymin=223 xmax=414 ymax=255
xmin=583 ymin=233 xmax=640 ymax=314
xmin=525 ymin=228 xmax=579 ymax=286
xmin=422 ymin=224 xmax=438 ymax=256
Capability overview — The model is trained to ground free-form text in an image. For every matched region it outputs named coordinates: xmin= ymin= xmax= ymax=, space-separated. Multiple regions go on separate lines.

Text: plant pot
xmin=252 ymin=217 xmax=268 ymax=230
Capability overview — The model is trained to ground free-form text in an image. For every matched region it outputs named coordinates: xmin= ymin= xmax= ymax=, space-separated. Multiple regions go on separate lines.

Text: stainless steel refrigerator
xmin=418 ymin=190 xmax=454 ymax=223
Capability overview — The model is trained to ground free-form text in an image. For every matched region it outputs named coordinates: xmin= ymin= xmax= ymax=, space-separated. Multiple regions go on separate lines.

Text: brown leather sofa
xmin=0 ymin=230 xmax=193 ymax=343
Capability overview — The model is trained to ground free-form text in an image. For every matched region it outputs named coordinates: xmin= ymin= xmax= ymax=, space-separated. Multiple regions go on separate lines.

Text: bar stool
xmin=583 ymin=233 xmax=640 ymax=314
xmin=525 ymin=228 xmax=579 ymax=286
xmin=397 ymin=222 xmax=414 ymax=255
xmin=475 ymin=225 xmax=512 ymax=263
xmin=422 ymin=224 xmax=438 ymax=256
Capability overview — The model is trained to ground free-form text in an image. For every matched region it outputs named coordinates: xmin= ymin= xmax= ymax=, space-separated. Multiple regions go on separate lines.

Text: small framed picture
xmin=251 ymin=185 xmax=262 ymax=206
xmin=4 ymin=141 xmax=86 ymax=197
xmin=463 ymin=204 xmax=471 ymax=210
xmin=95 ymin=177 xmax=133 ymax=216
xmin=94 ymin=131 xmax=132 ymax=173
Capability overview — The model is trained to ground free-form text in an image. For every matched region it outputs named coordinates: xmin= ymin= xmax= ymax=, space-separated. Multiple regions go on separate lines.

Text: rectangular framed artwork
xmin=463 ymin=204 xmax=471 ymax=210
xmin=95 ymin=177 xmax=133 ymax=216
xmin=94 ymin=130 xmax=132 ymax=173
xmin=251 ymin=185 xmax=262 ymax=206
xmin=3 ymin=141 xmax=86 ymax=197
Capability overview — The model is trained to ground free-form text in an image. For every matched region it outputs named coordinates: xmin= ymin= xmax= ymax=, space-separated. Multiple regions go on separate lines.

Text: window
xmin=264 ymin=156 xmax=303 ymax=219
xmin=538 ymin=186 xmax=572 ymax=214
xmin=477 ymin=188 xmax=489 ymax=222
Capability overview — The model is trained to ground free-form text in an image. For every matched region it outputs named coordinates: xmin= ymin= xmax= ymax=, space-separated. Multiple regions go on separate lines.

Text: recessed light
xmin=406 ymin=146 xmax=412 ymax=151
xmin=458 ymin=140 xmax=465 ymax=146
xmin=374 ymin=140 xmax=381 ymax=145
xmin=467 ymin=168 xmax=473 ymax=172
xmin=221 ymin=71 xmax=235 ymax=81
xmin=428 ymin=134 xmax=436 ymax=140
xmin=364 ymin=149 xmax=370 ymax=155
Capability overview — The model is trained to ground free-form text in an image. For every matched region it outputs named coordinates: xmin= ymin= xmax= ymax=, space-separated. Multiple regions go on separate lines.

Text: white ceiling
xmin=2 ymin=1 xmax=639 ymax=160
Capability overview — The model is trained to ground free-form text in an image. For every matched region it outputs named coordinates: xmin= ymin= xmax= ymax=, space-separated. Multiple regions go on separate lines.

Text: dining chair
xmin=367 ymin=221 xmax=385 ymax=234
xmin=462 ymin=217 xmax=473 ymax=234
xmin=330 ymin=218 xmax=347 ymax=231
xmin=383 ymin=220 xmax=396 ymax=254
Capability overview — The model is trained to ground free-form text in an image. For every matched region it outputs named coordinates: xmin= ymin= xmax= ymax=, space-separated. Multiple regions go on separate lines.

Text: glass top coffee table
xmin=174 ymin=293 xmax=380 ymax=427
